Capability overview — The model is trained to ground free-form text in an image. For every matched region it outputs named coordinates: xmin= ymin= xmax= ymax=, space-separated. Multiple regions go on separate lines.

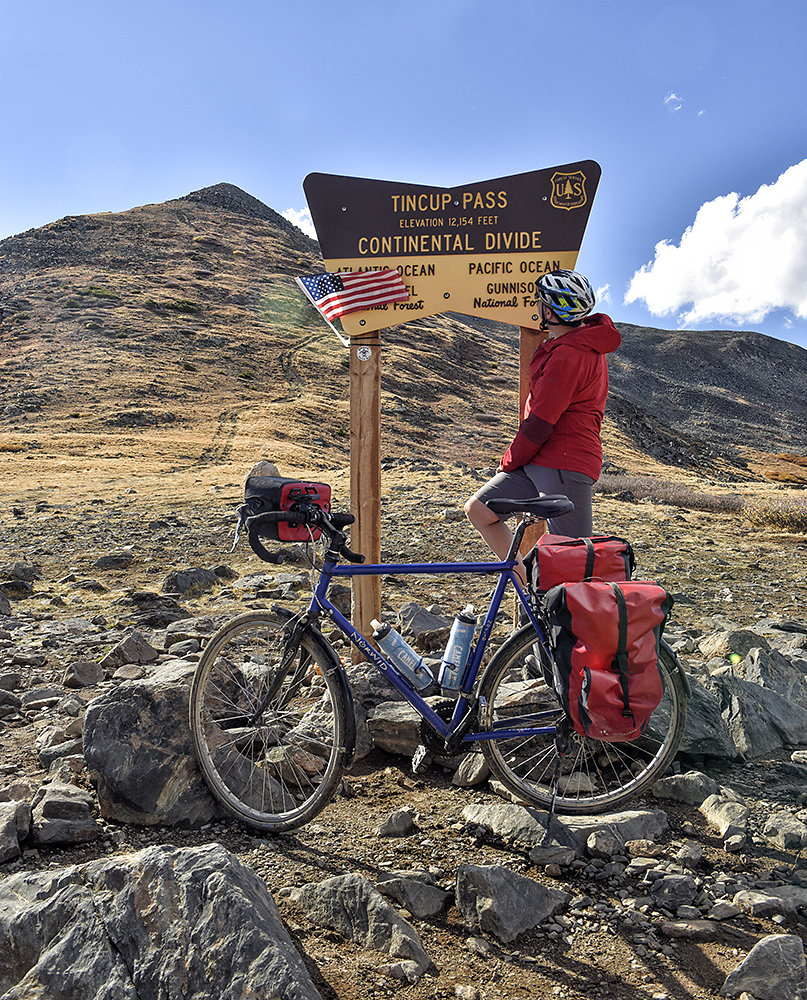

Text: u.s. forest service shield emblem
xmin=550 ymin=170 xmax=587 ymax=211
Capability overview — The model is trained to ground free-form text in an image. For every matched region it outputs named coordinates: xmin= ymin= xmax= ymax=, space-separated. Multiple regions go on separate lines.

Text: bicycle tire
xmin=479 ymin=627 xmax=687 ymax=814
xmin=189 ymin=610 xmax=351 ymax=832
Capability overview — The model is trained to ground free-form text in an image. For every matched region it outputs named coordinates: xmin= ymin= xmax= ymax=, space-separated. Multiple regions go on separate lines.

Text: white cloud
xmin=625 ymin=159 xmax=807 ymax=325
xmin=595 ymin=283 xmax=611 ymax=304
xmin=282 ymin=207 xmax=317 ymax=239
xmin=664 ymin=91 xmax=683 ymax=112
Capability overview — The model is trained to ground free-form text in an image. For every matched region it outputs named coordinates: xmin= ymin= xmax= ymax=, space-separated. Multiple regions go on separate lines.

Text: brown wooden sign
xmin=303 ymin=161 xmax=600 ymax=334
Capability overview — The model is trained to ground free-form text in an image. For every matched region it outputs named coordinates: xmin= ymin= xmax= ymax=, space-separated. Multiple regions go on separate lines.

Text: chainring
xmin=419 ymin=699 xmax=458 ymax=755
xmin=419 ymin=698 xmax=478 ymax=756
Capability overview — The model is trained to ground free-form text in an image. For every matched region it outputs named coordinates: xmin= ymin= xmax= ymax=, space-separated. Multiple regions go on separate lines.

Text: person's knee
xmin=465 ymin=496 xmax=491 ymax=527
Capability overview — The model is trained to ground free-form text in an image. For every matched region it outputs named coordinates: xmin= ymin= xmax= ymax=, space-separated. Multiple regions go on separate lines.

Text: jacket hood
xmin=549 ymin=313 xmax=621 ymax=355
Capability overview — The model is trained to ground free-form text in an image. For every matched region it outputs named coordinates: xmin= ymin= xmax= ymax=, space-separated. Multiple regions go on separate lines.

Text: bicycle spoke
xmin=189 ymin=612 xmax=348 ymax=832
xmin=481 ymin=628 xmax=687 ymax=814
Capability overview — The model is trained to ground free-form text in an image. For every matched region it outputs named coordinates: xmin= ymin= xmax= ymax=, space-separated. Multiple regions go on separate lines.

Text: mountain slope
xmin=1 ymin=184 xmax=804 ymax=503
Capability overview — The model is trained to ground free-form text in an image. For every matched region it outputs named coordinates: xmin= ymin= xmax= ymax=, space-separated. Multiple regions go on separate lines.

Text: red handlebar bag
xmin=243 ymin=476 xmax=331 ymax=542
xmin=524 ymin=533 xmax=635 ymax=596
xmin=544 ymin=580 xmax=672 ymax=742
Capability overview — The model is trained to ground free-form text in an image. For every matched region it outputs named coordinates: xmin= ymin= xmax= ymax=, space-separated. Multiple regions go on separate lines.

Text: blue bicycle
xmin=189 ymin=497 xmax=688 ymax=832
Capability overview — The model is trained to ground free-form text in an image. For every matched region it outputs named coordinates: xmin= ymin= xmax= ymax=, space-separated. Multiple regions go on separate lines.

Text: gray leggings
xmin=473 ymin=464 xmax=596 ymax=537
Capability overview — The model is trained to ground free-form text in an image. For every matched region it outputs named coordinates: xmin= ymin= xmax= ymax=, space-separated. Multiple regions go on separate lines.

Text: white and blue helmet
xmin=536 ymin=269 xmax=595 ymax=323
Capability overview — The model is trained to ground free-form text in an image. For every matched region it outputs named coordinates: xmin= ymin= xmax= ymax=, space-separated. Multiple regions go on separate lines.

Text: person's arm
xmin=500 ymin=414 xmax=554 ymax=471
xmin=499 ymin=346 xmax=580 ymax=471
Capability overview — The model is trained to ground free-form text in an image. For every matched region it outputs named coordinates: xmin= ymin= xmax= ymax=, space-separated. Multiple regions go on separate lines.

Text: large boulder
xmin=721 ymin=933 xmax=807 ymax=999
xmin=83 ymin=661 xmax=221 ymax=826
xmin=0 ymin=843 xmax=323 ymax=999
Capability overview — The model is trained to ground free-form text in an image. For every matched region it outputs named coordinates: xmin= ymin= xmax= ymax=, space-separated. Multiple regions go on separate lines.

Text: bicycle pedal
xmin=411 ymin=744 xmax=433 ymax=775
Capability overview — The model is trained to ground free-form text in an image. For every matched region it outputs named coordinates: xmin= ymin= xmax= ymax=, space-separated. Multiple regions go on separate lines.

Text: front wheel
xmin=479 ymin=627 xmax=687 ymax=814
xmin=189 ymin=610 xmax=351 ymax=832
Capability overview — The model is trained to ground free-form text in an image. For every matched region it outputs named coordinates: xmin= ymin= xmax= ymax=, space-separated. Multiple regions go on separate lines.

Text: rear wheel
xmin=479 ymin=627 xmax=687 ymax=814
xmin=189 ymin=610 xmax=350 ymax=832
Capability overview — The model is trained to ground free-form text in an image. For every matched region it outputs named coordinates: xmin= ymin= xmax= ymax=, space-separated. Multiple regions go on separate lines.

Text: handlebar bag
xmin=524 ymin=533 xmax=635 ymax=598
xmin=243 ymin=476 xmax=331 ymax=542
xmin=544 ymin=580 xmax=672 ymax=742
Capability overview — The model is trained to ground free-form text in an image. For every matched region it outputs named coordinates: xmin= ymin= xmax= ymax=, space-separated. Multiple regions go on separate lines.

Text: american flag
xmin=296 ymin=269 xmax=409 ymax=322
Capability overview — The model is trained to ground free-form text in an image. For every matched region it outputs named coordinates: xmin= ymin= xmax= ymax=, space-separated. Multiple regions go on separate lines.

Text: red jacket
xmin=500 ymin=313 xmax=621 ymax=480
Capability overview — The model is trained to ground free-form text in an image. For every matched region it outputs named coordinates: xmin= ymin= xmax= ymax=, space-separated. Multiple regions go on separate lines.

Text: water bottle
xmin=438 ymin=606 xmax=477 ymax=694
xmin=370 ymin=620 xmax=436 ymax=693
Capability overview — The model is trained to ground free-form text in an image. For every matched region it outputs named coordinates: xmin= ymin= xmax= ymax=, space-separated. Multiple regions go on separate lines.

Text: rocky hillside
xmin=1 ymin=182 xmax=805 ymax=492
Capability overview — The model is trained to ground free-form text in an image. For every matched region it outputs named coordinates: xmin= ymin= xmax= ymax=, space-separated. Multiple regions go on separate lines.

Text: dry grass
xmin=595 ymin=473 xmax=744 ymax=513
xmin=744 ymin=496 xmax=807 ymax=533
xmin=760 ymin=453 xmax=807 ymax=484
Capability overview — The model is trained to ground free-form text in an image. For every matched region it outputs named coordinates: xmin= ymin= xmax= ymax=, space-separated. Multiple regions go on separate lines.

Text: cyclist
xmin=465 ymin=269 xmax=621 ymax=571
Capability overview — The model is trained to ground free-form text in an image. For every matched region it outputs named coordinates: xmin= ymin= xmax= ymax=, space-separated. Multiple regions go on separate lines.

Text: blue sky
xmin=2 ymin=0 xmax=806 ymax=349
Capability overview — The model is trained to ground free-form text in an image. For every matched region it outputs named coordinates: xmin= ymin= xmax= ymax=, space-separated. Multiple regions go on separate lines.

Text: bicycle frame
xmin=305 ymin=551 xmax=561 ymax=748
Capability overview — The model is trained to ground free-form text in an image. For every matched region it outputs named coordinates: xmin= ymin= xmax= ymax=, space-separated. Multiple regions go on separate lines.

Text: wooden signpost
xmin=303 ymin=163 xmax=600 ymax=651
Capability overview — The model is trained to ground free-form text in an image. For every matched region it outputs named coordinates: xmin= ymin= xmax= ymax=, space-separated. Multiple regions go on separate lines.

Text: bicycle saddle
xmin=484 ymin=494 xmax=574 ymax=518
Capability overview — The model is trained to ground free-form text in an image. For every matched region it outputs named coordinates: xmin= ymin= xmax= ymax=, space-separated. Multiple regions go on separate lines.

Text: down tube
xmin=314 ymin=590 xmax=451 ymax=738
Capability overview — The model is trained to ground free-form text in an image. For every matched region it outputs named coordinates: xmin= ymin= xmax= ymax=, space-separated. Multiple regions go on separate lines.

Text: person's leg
xmin=524 ymin=465 xmax=595 ymax=536
xmin=465 ymin=470 xmax=537 ymax=582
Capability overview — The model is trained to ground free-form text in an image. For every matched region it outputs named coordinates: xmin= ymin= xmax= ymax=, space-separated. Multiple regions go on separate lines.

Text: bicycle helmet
xmin=536 ymin=269 xmax=595 ymax=323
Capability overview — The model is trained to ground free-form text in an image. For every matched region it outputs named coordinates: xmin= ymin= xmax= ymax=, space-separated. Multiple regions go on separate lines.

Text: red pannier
xmin=243 ymin=476 xmax=331 ymax=542
xmin=523 ymin=533 xmax=635 ymax=596
xmin=544 ymin=580 xmax=672 ymax=742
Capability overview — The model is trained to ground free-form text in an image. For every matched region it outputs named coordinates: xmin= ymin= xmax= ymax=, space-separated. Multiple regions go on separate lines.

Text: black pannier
xmin=243 ymin=476 xmax=331 ymax=542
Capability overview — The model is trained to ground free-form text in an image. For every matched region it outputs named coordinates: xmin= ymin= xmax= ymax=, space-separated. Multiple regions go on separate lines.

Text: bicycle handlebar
xmin=245 ymin=508 xmax=365 ymax=564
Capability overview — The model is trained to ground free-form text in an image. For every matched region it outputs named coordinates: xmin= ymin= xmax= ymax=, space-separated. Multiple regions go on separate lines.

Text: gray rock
xmin=676 ymin=841 xmax=704 ymax=870
xmin=0 ymin=671 xmax=21 ymax=691
xmin=708 ymin=901 xmax=742 ymax=920
xmin=2 ymin=561 xmax=40 ymax=582
xmin=0 ymin=799 xmax=31 ymax=863
xmin=99 ymin=630 xmax=159 ymax=669
xmin=763 ymin=811 xmax=807 ymax=850
xmin=452 ymin=753 xmax=490 ymax=787
xmin=733 ymin=886 xmax=807 ymax=919
xmin=376 ymin=806 xmax=418 ymax=837
xmin=37 ymin=738 xmax=84 ymax=768
xmin=30 ymin=781 xmax=99 ymax=845
xmin=704 ymin=672 xmax=807 ymax=757
xmin=461 ymin=802 xmax=667 ymax=853
xmin=699 ymin=629 xmax=770 ymax=660
xmin=92 ymin=551 xmax=134 ymax=570
xmin=455 ymin=864 xmax=570 ymax=943
xmin=398 ymin=601 xmax=452 ymax=638
xmin=62 ymin=659 xmax=104 ymax=688
xmin=462 ymin=803 xmax=572 ymax=851
xmin=680 ymin=675 xmax=738 ymax=758
xmin=528 ymin=843 xmax=578 ymax=866
xmin=728 ymin=647 xmax=807 ymax=705
xmin=289 ymin=872 xmax=432 ymax=981
xmin=0 ymin=843 xmax=322 ymax=999
xmin=587 ymin=828 xmax=624 ymax=859
xmin=700 ymin=794 xmax=750 ymax=840
xmin=162 ymin=567 xmax=220 ymax=596
xmin=21 ymin=686 xmax=62 ymax=709
xmin=658 ymin=919 xmax=721 ymax=940
xmin=721 ymin=933 xmax=807 ymax=999
xmin=368 ymin=701 xmax=422 ymax=755
xmin=83 ymin=663 xmax=220 ymax=826
xmin=652 ymin=769 xmax=720 ymax=805
xmin=376 ymin=870 xmax=452 ymax=918
xmin=651 ymin=874 xmax=698 ymax=910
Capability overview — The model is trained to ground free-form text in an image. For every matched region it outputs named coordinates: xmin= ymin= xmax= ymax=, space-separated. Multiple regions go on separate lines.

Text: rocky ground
xmin=2 ymin=456 xmax=807 ymax=1000
xmin=2 ymin=184 xmax=807 ymax=997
